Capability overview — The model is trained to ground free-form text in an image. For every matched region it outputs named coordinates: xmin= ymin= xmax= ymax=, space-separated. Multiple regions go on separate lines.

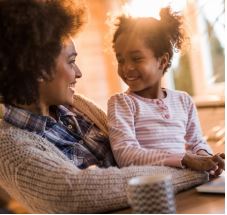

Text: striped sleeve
xmin=184 ymin=93 xmax=212 ymax=154
xmin=107 ymin=94 xmax=184 ymax=168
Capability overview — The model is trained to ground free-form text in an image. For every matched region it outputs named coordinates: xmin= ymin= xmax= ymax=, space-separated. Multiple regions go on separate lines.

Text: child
xmin=107 ymin=7 xmax=224 ymax=174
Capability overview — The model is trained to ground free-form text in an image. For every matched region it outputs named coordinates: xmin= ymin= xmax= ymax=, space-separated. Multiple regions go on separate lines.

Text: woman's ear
xmin=37 ymin=69 xmax=50 ymax=82
xmin=37 ymin=77 xmax=44 ymax=83
xmin=158 ymin=53 xmax=169 ymax=72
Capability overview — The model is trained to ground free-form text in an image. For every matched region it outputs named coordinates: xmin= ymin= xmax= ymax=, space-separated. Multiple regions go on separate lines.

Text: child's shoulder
xmin=167 ymin=88 xmax=191 ymax=99
xmin=166 ymin=89 xmax=193 ymax=106
xmin=108 ymin=91 xmax=135 ymax=107
xmin=109 ymin=90 xmax=132 ymax=99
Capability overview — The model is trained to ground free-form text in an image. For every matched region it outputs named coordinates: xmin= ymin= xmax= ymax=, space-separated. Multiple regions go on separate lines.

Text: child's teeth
xmin=127 ymin=77 xmax=137 ymax=80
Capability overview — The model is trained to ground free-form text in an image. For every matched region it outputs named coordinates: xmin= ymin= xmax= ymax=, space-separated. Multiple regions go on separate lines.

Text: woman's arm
xmin=0 ymin=129 xmax=209 ymax=214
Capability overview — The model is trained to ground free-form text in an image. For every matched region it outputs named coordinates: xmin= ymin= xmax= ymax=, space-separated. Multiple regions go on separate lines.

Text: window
xmin=173 ymin=0 xmax=224 ymax=99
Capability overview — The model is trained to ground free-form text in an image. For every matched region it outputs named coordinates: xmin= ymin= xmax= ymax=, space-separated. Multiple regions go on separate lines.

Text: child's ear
xmin=159 ymin=53 xmax=169 ymax=71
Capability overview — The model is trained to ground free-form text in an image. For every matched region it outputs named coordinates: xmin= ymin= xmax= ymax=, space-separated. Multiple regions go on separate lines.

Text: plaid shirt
xmin=4 ymin=105 xmax=116 ymax=169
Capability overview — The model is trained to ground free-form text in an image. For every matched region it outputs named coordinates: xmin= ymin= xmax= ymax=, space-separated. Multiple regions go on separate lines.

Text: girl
xmin=108 ymin=7 xmax=224 ymax=174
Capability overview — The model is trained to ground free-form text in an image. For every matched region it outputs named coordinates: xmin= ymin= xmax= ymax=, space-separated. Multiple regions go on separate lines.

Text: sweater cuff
xmin=164 ymin=153 xmax=186 ymax=168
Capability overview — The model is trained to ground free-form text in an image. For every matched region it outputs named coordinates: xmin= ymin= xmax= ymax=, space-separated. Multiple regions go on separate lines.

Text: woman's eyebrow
xmin=68 ymin=52 xmax=77 ymax=58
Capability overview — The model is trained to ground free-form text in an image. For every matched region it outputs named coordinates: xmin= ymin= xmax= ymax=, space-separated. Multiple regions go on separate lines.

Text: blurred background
xmin=75 ymin=0 xmax=225 ymax=109
xmin=74 ymin=0 xmax=225 ymax=151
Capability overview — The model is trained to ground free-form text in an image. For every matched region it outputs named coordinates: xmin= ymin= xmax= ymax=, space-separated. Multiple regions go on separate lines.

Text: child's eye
xmin=132 ymin=57 xmax=143 ymax=62
xmin=117 ymin=58 xmax=124 ymax=64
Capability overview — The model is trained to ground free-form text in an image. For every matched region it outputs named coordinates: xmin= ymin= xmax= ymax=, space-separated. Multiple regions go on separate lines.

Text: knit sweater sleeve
xmin=0 ymin=126 xmax=208 ymax=213
xmin=107 ymin=94 xmax=184 ymax=168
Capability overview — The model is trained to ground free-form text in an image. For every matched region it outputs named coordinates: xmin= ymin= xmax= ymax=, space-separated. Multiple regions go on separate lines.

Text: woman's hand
xmin=182 ymin=152 xmax=225 ymax=177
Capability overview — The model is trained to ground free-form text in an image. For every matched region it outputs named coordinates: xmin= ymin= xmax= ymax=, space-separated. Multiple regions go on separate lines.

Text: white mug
xmin=127 ymin=174 xmax=176 ymax=214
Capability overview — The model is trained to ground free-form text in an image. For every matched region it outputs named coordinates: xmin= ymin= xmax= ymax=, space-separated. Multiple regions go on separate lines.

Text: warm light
xmin=122 ymin=0 xmax=186 ymax=18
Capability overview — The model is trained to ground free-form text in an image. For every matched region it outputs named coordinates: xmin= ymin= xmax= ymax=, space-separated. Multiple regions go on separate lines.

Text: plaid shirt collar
xmin=3 ymin=105 xmax=74 ymax=134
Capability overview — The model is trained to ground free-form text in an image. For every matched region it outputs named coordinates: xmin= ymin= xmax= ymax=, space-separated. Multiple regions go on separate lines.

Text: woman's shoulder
xmin=0 ymin=121 xmax=41 ymax=165
xmin=0 ymin=120 xmax=35 ymax=137
xmin=72 ymin=94 xmax=108 ymax=135
xmin=0 ymin=121 xmax=60 ymax=153
xmin=0 ymin=121 xmax=70 ymax=167
xmin=0 ymin=121 xmax=40 ymax=153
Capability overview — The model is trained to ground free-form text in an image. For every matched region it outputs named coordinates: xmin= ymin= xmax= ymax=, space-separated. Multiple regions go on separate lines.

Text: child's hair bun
xmin=159 ymin=7 xmax=184 ymax=50
xmin=160 ymin=7 xmax=173 ymax=22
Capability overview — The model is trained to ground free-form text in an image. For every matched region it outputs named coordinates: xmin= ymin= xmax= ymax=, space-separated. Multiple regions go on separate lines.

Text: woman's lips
xmin=68 ymin=82 xmax=76 ymax=93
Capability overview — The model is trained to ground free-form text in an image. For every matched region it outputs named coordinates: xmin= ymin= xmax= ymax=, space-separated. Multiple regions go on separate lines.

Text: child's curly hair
xmin=113 ymin=7 xmax=187 ymax=73
xmin=0 ymin=0 xmax=86 ymax=105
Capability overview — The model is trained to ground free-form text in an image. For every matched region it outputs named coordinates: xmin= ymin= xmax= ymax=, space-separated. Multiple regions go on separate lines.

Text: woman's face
xmin=39 ymin=38 xmax=82 ymax=106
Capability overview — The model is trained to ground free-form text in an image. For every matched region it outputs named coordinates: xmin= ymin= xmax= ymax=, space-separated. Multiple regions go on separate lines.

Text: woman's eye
xmin=69 ymin=60 xmax=76 ymax=67
xmin=70 ymin=60 xmax=75 ymax=64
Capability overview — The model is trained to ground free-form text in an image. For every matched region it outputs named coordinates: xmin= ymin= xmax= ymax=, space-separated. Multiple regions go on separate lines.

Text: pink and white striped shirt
xmin=107 ymin=88 xmax=212 ymax=168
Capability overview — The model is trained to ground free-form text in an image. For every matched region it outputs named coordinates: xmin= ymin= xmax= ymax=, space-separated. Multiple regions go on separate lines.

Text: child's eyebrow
xmin=116 ymin=50 xmax=142 ymax=57
xmin=130 ymin=50 xmax=142 ymax=54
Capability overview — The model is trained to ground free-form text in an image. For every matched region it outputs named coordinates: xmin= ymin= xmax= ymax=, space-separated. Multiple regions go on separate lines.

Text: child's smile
xmin=114 ymin=33 xmax=165 ymax=99
xmin=123 ymin=70 xmax=140 ymax=83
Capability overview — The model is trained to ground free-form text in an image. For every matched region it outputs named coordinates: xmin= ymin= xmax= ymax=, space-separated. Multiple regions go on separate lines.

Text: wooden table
xmin=175 ymin=188 xmax=224 ymax=214
xmin=113 ymin=187 xmax=225 ymax=214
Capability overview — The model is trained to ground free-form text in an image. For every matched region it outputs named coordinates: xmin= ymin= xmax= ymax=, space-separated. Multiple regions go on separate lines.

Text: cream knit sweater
xmin=0 ymin=95 xmax=208 ymax=213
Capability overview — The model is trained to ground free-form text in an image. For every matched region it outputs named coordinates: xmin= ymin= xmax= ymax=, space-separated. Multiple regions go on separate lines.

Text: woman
xmin=0 ymin=0 xmax=222 ymax=213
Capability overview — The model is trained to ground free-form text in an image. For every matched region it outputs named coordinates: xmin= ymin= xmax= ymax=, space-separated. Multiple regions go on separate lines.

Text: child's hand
xmin=209 ymin=153 xmax=225 ymax=177
xmin=182 ymin=152 xmax=225 ymax=177
xmin=196 ymin=149 xmax=212 ymax=156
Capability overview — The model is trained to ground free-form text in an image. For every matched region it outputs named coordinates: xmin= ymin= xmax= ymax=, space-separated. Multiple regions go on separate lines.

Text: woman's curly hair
xmin=113 ymin=7 xmax=187 ymax=73
xmin=0 ymin=0 xmax=86 ymax=105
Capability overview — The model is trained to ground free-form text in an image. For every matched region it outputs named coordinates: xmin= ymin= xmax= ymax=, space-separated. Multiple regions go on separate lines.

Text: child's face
xmin=114 ymin=33 xmax=164 ymax=94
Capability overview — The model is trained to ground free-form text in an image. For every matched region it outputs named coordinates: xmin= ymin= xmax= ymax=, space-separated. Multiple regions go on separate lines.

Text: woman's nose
xmin=75 ymin=65 xmax=82 ymax=78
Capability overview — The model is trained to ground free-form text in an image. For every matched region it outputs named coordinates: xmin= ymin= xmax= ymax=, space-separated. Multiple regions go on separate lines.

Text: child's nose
xmin=123 ymin=62 xmax=135 ymax=74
